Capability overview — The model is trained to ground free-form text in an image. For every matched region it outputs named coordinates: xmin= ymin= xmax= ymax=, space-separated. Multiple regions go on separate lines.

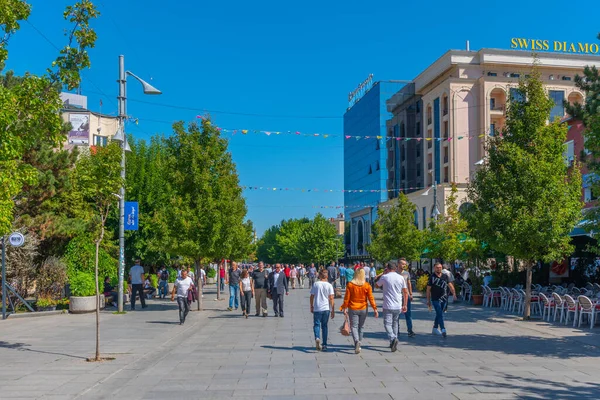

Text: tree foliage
xmin=367 ymin=193 xmax=424 ymax=263
xmin=466 ymin=67 xmax=582 ymax=318
xmin=0 ymin=0 xmax=99 ymax=236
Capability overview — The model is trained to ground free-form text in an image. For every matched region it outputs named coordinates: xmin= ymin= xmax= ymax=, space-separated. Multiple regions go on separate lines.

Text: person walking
xmin=308 ymin=263 xmax=317 ymax=288
xmin=227 ymin=262 xmax=241 ymax=311
xmin=399 ymin=258 xmax=415 ymax=337
xmin=327 ymin=261 xmax=338 ymax=289
xmin=340 ymin=269 xmax=378 ymax=354
xmin=171 ymin=269 xmax=194 ymax=325
xmin=345 ymin=264 xmax=355 ymax=285
xmin=239 ymin=269 xmax=254 ymax=318
xmin=290 ymin=265 xmax=297 ymax=289
xmin=310 ymin=269 xmax=335 ymax=352
xmin=268 ymin=263 xmax=289 ymax=317
xmin=219 ymin=264 xmax=226 ymax=293
xmin=427 ymin=263 xmax=457 ymax=338
xmin=252 ymin=261 xmax=269 ymax=317
xmin=129 ymin=259 xmax=147 ymax=310
xmin=369 ymin=264 xmax=376 ymax=287
xmin=375 ymin=263 xmax=408 ymax=352
xmin=157 ymin=265 xmax=169 ymax=299
xmin=298 ymin=264 xmax=306 ymax=288
xmin=339 ymin=264 xmax=346 ymax=289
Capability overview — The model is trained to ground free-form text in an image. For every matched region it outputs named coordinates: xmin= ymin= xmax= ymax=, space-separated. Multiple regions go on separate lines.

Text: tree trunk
xmin=523 ymin=263 xmax=533 ymax=320
xmin=195 ymin=259 xmax=202 ymax=311
xmin=94 ymin=225 xmax=104 ymax=362
xmin=216 ymin=261 xmax=220 ymax=301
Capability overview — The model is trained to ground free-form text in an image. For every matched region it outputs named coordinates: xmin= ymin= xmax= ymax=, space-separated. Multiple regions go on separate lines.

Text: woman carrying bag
xmin=340 ymin=268 xmax=378 ymax=354
xmin=239 ymin=269 xmax=254 ymax=318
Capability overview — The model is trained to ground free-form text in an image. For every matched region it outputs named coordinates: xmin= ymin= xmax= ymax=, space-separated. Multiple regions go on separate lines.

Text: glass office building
xmin=343 ymin=80 xmax=404 ymax=259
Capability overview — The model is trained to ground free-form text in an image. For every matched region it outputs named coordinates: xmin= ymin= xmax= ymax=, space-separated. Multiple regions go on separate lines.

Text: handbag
xmin=339 ymin=314 xmax=350 ymax=336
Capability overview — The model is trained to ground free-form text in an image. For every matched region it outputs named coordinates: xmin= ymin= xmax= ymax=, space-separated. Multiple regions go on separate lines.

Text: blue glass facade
xmin=343 ymin=81 xmax=403 ymax=219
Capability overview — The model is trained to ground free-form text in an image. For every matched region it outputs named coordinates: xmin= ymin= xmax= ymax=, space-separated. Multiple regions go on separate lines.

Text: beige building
xmin=328 ymin=213 xmax=345 ymax=236
xmin=416 ymin=48 xmax=600 ymax=187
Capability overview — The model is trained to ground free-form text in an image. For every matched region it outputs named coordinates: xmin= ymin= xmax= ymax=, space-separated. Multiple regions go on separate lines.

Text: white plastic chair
xmin=552 ymin=292 xmax=566 ymax=323
xmin=577 ymin=296 xmax=599 ymax=330
xmin=539 ymin=293 xmax=554 ymax=321
xmin=511 ymin=289 xmax=524 ymax=314
xmin=462 ymin=283 xmax=472 ymax=302
xmin=563 ymin=295 xmax=579 ymax=327
xmin=520 ymin=289 xmax=541 ymax=315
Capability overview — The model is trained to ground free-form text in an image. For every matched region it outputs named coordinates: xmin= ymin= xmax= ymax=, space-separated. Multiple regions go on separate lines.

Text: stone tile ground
xmin=1 ymin=284 xmax=599 ymax=399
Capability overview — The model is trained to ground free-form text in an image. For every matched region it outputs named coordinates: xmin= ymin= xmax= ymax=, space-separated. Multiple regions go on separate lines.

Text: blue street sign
xmin=125 ymin=201 xmax=139 ymax=231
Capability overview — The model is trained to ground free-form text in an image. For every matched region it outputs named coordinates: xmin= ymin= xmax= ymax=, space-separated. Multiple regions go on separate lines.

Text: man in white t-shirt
xmin=310 ymin=269 xmax=335 ymax=352
xmin=129 ymin=259 xmax=146 ymax=310
xmin=375 ymin=263 xmax=408 ymax=352
xmin=171 ymin=269 xmax=194 ymax=325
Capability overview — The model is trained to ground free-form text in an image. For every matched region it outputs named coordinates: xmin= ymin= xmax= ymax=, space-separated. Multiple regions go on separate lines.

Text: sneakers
xmin=441 ymin=329 xmax=447 ymax=338
xmin=432 ymin=328 xmax=442 ymax=336
xmin=355 ymin=341 xmax=361 ymax=354
xmin=321 ymin=345 xmax=328 ymax=352
xmin=255 ymin=313 xmax=260 ymax=317
xmin=391 ymin=338 xmax=398 ymax=353
xmin=227 ymin=307 xmax=233 ymax=311
xmin=407 ymin=331 xmax=416 ymax=338
xmin=316 ymin=338 xmax=322 ymax=351
xmin=262 ymin=313 xmax=268 ymax=317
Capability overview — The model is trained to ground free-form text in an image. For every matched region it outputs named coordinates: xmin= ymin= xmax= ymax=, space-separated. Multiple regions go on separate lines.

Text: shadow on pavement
xmin=0 ymin=340 xmax=87 ymax=360
xmin=261 ymin=345 xmax=316 ymax=354
xmin=440 ymin=371 xmax=600 ymax=400
xmin=145 ymin=321 xmax=180 ymax=325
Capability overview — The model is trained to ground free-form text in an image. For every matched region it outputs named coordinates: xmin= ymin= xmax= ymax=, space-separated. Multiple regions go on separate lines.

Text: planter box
xmin=207 ymin=277 xmax=215 ymax=284
xmin=472 ymin=294 xmax=484 ymax=306
xmin=69 ymin=294 xmax=104 ymax=314
xmin=37 ymin=305 xmax=57 ymax=312
xmin=168 ymin=283 xmax=175 ymax=293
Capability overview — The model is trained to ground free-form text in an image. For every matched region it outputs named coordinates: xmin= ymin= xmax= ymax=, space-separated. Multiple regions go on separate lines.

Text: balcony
xmin=427 ymin=141 xmax=432 ymax=149
xmin=427 ymin=162 xmax=432 ymax=170
xmin=444 ymin=156 xmax=449 ymax=163
xmin=427 ymin=117 xmax=432 ymax=125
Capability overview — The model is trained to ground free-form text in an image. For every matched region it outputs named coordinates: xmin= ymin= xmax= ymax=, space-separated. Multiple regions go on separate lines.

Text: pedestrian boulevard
xmin=1 ymin=285 xmax=599 ymax=399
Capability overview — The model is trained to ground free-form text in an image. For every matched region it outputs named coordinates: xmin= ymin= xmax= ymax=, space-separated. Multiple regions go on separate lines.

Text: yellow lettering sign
xmin=511 ymin=38 xmax=599 ymax=54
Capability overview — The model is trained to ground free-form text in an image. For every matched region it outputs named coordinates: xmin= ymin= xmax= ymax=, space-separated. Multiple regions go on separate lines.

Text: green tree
xmin=566 ymin=33 xmax=600 ymax=245
xmin=426 ymin=184 xmax=470 ymax=264
xmin=256 ymin=225 xmax=281 ymax=263
xmin=367 ymin=193 xmax=424 ymax=263
xmin=298 ymin=214 xmax=344 ymax=264
xmin=75 ymin=143 xmax=123 ymax=361
xmin=0 ymin=0 xmax=99 ymax=236
xmin=466 ymin=68 xmax=582 ymax=319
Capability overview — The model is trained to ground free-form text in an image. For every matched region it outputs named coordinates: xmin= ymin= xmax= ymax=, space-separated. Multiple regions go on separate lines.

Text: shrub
xmin=69 ymin=271 xmax=96 ymax=297
xmin=207 ymin=267 xmax=216 ymax=279
xmin=149 ymin=274 xmax=158 ymax=288
xmin=36 ymin=297 xmax=57 ymax=308
xmin=36 ymin=256 xmax=67 ymax=299
xmin=416 ymin=274 xmax=429 ymax=293
xmin=167 ymin=268 xmax=177 ymax=283
xmin=63 ymin=236 xmax=117 ymax=282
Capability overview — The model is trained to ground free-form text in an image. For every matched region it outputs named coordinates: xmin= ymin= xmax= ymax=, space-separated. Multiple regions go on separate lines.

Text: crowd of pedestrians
xmin=114 ymin=258 xmax=457 ymax=352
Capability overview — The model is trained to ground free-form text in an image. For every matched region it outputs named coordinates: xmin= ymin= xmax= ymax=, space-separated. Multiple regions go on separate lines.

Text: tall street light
xmin=112 ymin=55 xmax=161 ymax=313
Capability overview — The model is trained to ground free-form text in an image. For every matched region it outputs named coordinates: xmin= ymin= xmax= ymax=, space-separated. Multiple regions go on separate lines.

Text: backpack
xmin=160 ymin=270 xmax=168 ymax=281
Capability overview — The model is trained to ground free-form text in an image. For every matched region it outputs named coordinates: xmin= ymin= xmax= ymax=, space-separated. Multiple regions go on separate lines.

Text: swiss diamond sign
xmin=125 ymin=201 xmax=139 ymax=231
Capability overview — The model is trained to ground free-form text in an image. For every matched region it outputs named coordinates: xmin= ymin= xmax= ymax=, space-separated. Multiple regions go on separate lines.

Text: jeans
xmin=308 ymin=277 xmax=315 ymax=288
xmin=432 ymin=299 xmax=447 ymax=330
xmin=313 ymin=310 xmax=330 ymax=345
xmin=348 ymin=308 xmax=367 ymax=344
xmin=229 ymin=284 xmax=240 ymax=308
xmin=130 ymin=284 xmax=146 ymax=309
xmin=177 ymin=296 xmax=189 ymax=323
xmin=158 ymin=280 xmax=169 ymax=298
xmin=340 ymin=275 xmax=346 ymax=289
xmin=405 ymin=297 xmax=413 ymax=332
xmin=255 ymin=288 xmax=268 ymax=315
xmin=272 ymin=291 xmax=284 ymax=316
xmin=220 ymin=277 xmax=225 ymax=293
xmin=384 ymin=309 xmax=401 ymax=342
xmin=241 ymin=290 xmax=252 ymax=314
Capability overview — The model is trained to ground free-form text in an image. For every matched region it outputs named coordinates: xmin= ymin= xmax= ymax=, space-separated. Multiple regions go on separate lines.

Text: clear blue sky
xmin=8 ymin=0 xmax=599 ymax=235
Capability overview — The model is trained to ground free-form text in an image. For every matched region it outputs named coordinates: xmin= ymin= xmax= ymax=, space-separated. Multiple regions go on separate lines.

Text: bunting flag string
xmin=196 ymin=115 xmax=490 ymax=141
xmin=311 ymin=204 xmax=403 ymax=209
xmin=242 ymin=185 xmax=430 ymax=193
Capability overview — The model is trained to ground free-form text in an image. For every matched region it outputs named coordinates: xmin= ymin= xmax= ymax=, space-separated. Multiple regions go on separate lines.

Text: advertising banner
xmin=68 ymin=113 xmax=90 ymax=145
xmin=125 ymin=201 xmax=139 ymax=231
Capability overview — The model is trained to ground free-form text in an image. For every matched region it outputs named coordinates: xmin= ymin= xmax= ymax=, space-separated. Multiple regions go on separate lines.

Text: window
xmin=416 ymin=163 xmax=421 ymax=177
xmin=584 ymin=187 xmax=598 ymax=203
xmin=416 ymin=121 xmax=421 ymax=136
xmin=443 ymin=120 xmax=449 ymax=139
xmin=376 ymin=140 xmax=380 ymax=150
xmin=368 ymin=165 xmax=372 ymax=174
xmin=442 ymin=95 xmax=448 ymax=116
xmin=487 ymin=72 xmax=497 ymax=77
xmin=510 ymin=73 xmax=520 ymax=78
xmin=400 ymin=122 xmax=406 ymax=138
xmin=443 ymin=147 xmax=449 ymax=164
xmin=376 ymin=161 xmax=380 ymax=171
xmin=94 ymin=135 xmax=107 ymax=147
xmin=414 ymin=211 xmax=419 ymax=228
xmin=422 ymin=206 xmax=427 ymax=229
xmin=490 ymin=98 xmax=496 ymax=110
xmin=549 ymin=90 xmax=565 ymax=120
xmin=510 ymin=88 xmax=524 ymax=103
xmin=562 ymin=76 xmax=572 ymax=81
xmin=443 ymin=166 xmax=449 ymax=183
xmin=416 ymin=146 xmax=421 ymax=158
xmin=564 ymin=140 xmax=575 ymax=167
xmin=416 ymin=101 xmax=421 ymax=113
xmin=490 ymin=123 xmax=496 ymax=136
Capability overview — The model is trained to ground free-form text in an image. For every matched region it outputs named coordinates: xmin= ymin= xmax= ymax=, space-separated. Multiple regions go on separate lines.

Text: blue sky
xmin=8 ymin=0 xmax=599 ymax=235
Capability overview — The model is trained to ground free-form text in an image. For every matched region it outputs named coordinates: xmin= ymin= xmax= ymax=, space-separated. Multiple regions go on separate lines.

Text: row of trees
xmin=257 ymin=214 xmax=344 ymax=264
xmin=368 ymin=66 xmax=586 ymax=320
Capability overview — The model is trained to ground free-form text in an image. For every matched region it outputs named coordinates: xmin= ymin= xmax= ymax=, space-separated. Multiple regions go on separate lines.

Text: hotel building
xmin=345 ymin=46 xmax=600 ymax=259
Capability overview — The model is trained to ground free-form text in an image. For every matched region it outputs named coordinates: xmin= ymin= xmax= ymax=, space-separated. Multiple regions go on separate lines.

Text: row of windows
xmin=487 ymin=71 xmax=571 ymax=81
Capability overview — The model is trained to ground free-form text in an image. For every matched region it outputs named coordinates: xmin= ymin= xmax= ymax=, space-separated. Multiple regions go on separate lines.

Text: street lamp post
xmin=113 ymin=55 xmax=161 ymax=313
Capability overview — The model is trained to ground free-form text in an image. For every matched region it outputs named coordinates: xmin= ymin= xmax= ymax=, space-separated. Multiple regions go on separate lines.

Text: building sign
xmin=348 ymin=74 xmax=374 ymax=108
xmin=68 ymin=113 xmax=90 ymax=145
xmin=510 ymin=38 xmax=600 ymax=54
xmin=124 ymin=201 xmax=139 ymax=231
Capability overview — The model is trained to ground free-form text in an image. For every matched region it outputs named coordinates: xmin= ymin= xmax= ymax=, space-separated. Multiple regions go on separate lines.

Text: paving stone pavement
xmin=1 ymin=284 xmax=600 ymax=400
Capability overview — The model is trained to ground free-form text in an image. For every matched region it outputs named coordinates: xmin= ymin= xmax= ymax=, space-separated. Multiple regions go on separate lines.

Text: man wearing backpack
xmin=158 ymin=266 xmax=169 ymax=299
